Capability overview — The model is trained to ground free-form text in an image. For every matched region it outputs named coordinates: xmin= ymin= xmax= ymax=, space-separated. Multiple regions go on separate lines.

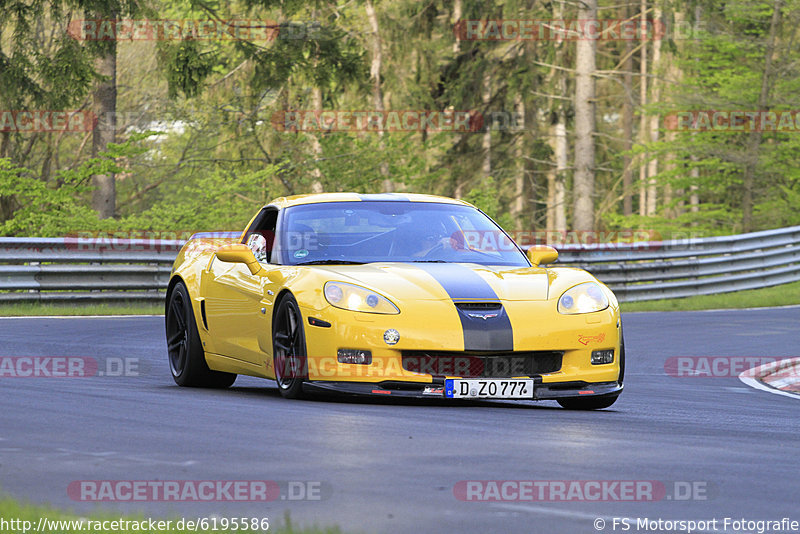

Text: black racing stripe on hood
xmin=412 ymin=263 xmax=496 ymax=300
xmin=414 ymin=264 xmax=513 ymax=351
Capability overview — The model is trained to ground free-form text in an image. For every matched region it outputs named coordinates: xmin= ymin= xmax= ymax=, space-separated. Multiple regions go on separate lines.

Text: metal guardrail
xmin=0 ymin=237 xmax=180 ymax=304
xmin=556 ymin=225 xmax=800 ymax=302
xmin=1 ymin=226 xmax=799 ymax=304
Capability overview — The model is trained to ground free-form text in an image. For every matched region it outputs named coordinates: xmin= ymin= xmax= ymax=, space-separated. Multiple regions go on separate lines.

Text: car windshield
xmin=279 ymin=201 xmax=529 ymax=267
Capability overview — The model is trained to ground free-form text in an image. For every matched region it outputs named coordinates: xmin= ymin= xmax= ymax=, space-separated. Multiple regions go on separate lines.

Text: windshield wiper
xmin=294 ymin=260 xmax=367 ymax=265
xmin=411 ymin=260 xmax=448 ymax=263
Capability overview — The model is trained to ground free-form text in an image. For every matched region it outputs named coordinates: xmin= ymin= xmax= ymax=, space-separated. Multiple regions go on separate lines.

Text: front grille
xmin=402 ymin=350 xmax=563 ymax=378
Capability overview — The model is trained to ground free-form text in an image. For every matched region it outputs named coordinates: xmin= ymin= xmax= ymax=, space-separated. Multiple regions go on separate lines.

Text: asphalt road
xmin=1 ymin=308 xmax=799 ymax=534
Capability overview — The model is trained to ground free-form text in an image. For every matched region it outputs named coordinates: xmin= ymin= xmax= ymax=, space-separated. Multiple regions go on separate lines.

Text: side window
xmin=246 ymin=233 xmax=268 ymax=263
xmin=243 ymin=208 xmax=278 ymax=263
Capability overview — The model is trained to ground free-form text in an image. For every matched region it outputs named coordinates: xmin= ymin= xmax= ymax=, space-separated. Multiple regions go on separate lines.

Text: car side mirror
xmin=527 ymin=245 xmax=558 ymax=267
xmin=216 ymin=244 xmax=262 ymax=275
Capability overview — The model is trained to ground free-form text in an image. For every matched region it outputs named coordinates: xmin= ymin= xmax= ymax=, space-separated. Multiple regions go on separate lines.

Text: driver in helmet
xmin=412 ymin=232 xmax=456 ymax=258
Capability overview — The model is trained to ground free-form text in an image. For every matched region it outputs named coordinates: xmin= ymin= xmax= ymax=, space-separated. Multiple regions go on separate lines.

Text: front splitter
xmin=302 ymin=379 xmax=622 ymax=400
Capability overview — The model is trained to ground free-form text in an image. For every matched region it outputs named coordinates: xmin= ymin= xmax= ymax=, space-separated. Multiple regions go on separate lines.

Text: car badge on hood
xmin=467 ymin=312 xmax=499 ymax=320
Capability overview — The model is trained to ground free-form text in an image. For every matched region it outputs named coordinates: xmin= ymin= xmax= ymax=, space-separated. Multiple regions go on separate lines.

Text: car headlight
xmin=324 ymin=282 xmax=400 ymax=314
xmin=558 ymin=282 xmax=609 ymax=314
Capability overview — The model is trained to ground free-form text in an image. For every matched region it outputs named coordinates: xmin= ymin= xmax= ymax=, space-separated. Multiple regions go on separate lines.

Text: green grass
xmin=0 ymin=497 xmax=342 ymax=534
xmin=621 ymin=280 xmax=800 ymax=312
xmin=0 ymin=302 xmax=163 ymax=316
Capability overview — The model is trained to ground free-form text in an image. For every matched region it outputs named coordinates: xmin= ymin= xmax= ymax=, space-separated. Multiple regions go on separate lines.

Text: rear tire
xmin=272 ymin=294 xmax=308 ymax=399
xmin=166 ymin=281 xmax=236 ymax=388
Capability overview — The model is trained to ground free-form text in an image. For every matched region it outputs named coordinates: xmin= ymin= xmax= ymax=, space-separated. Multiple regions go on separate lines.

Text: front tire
xmin=166 ymin=281 xmax=236 ymax=388
xmin=272 ymin=294 xmax=308 ymax=399
xmin=557 ymin=393 xmax=619 ymax=410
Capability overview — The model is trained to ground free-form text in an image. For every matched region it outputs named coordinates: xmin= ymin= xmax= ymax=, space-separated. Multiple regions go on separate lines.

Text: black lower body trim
xmin=533 ymin=381 xmax=622 ymax=400
xmin=301 ymin=379 xmax=622 ymax=400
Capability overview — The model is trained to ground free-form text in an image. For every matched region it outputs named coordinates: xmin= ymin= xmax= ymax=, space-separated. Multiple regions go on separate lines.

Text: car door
xmin=202 ymin=208 xmax=281 ymax=368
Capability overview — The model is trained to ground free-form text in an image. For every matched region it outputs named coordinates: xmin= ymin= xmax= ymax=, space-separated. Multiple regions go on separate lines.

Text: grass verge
xmin=0 ymin=497 xmax=341 ymax=534
xmin=621 ymin=280 xmax=800 ymax=312
xmin=0 ymin=302 xmax=163 ymax=316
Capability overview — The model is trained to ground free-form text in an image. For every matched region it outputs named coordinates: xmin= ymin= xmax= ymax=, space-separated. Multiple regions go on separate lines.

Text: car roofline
xmin=264 ymin=192 xmax=475 ymax=210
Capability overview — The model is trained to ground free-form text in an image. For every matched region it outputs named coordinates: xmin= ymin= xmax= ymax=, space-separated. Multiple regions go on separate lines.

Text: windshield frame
xmin=273 ymin=200 xmax=531 ymax=267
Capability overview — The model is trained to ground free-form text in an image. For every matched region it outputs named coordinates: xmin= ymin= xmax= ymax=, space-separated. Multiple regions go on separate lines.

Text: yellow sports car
xmin=165 ymin=193 xmax=623 ymax=409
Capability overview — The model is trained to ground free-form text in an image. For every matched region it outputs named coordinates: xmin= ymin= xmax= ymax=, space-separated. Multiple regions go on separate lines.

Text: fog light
xmin=337 ymin=349 xmax=372 ymax=364
xmin=591 ymin=349 xmax=614 ymax=365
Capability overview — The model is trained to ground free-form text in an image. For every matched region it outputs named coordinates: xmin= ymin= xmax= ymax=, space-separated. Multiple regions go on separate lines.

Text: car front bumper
xmin=302 ymin=378 xmax=623 ymax=400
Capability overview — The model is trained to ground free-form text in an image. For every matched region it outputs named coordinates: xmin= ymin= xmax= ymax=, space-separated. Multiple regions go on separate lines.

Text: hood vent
xmin=454 ymin=302 xmax=502 ymax=311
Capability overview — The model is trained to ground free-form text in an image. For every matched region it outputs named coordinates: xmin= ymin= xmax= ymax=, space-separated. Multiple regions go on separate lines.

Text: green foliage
xmin=602 ymin=209 xmax=738 ymax=239
xmin=2 ymin=0 xmax=800 ymax=239
xmin=0 ymin=4 xmax=96 ymax=109
xmin=162 ymin=40 xmax=217 ymax=98
xmin=0 ymin=157 xmax=99 ymax=236
xmin=126 ymin=166 xmax=283 ymax=231
xmin=640 ymin=0 xmax=800 ymax=232
xmin=0 ymin=133 xmax=158 ymax=236
xmin=463 ymin=177 xmax=514 ymax=230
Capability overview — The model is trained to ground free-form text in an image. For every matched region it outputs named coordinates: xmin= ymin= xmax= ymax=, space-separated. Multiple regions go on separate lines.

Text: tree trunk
xmin=546 ymin=115 xmax=569 ymax=234
xmin=0 ymin=132 xmax=15 ymax=222
xmin=669 ymin=11 xmax=686 ymax=217
xmin=310 ymin=86 xmax=324 ymax=194
xmin=481 ymin=72 xmax=491 ymax=179
xmin=741 ymin=0 xmax=782 ymax=232
xmin=646 ymin=5 xmax=661 ymax=216
xmin=451 ymin=0 xmax=463 ymax=199
xmin=365 ymin=0 xmax=391 ymax=192
xmin=688 ymin=5 xmax=702 ymax=218
xmin=638 ymin=0 xmax=648 ymax=216
xmin=572 ymin=0 xmax=597 ymax=231
xmin=622 ymin=6 xmax=634 ymax=217
xmin=452 ymin=0 xmax=462 ymax=55
xmin=547 ymin=70 xmax=567 ymax=231
xmin=663 ymin=129 xmax=675 ymax=217
xmin=91 ymin=20 xmax=117 ymax=219
xmin=546 ymin=0 xmax=567 ymax=232
xmin=554 ymin=119 xmax=567 ymax=233
xmin=308 ymin=7 xmax=324 ymax=194
xmin=0 ymin=132 xmax=9 ymax=158
xmin=511 ymin=92 xmax=525 ymax=229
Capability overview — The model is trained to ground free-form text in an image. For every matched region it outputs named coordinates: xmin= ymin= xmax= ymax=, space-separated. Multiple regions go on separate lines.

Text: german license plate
xmin=444 ymin=379 xmax=534 ymax=399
